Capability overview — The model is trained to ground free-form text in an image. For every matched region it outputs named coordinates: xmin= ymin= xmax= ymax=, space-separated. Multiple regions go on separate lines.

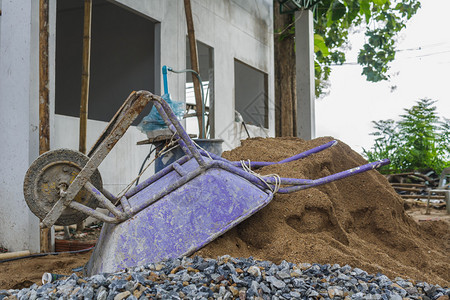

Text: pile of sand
xmin=196 ymin=137 xmax=450 ymax=286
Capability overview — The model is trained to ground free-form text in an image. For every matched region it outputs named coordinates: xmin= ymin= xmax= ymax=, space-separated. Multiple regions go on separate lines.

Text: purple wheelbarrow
xmin=23 ymin=91 xmax=389 ymax=276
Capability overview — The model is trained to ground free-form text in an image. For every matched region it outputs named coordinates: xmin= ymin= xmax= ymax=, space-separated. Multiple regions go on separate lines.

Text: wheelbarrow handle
xmin=274 ymin=158 xmax=390 ymax=193
xmin=233 ymin=140 xmax=338 ymax=168
xmin=194 ymin=140 xmax=337 ymax=169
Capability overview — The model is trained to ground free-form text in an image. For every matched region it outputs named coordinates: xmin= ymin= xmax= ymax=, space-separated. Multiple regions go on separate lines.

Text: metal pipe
xmin=125 ymin=155 xmax=190 ymax=198
xmin=162 ymin=65 xmax=169 ymax=95
xmin=278 ymin=140 xmax=337 ymax=163
xmin=172 ymin=162 xmax=187 ymax=177
xmin=84 ymin=181 xmax=126 ymax=219
xmin=168 ymin=124 xmax=193 ymax=157
xmin=68 ymin=201 xmax=120 ymax=224
xmin=119 ymin=196 xmax=132 ymax=216
xmin=265 ymin=177 xmax=312 ymax=185
xmin=196 ymin=140 xmax=337 ymax=169
xmin=100 ymin=188 xmax=119 ymax=203
xmin=276 ymin=159 xmax=390 ymax=193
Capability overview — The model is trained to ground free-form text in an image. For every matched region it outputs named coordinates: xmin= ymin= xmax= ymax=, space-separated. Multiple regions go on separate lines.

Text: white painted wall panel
xmin=0 ymin=0 xmax=40 ymax=252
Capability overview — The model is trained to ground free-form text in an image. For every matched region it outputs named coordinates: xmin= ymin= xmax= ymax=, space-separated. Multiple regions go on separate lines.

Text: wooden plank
xmin=388 ymin=172 xmax=434 ymax=183
xmin=393 ymin=186 xmax=425 ymax=192
xmin=87 ymin=91 xmax=134 ymax=157
xmin=404 ymin=199 xmax=446 ymax=208
xmin=391 ymin=183 xmax=426 ymax=188
xmin=184 ymin=0 xmax=204 ymax=138
xmin=39 ymin=228 xmax=51 ymax=253
xmin=39 ymin=0 xmax=51 ymax=253
xmin=79 ymin=0 xmax=92 ymax=155
xmin=400 ymin=194 xmax=445 ymax=200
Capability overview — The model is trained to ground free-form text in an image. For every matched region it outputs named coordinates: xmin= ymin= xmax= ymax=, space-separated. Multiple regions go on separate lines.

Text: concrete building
xmin=0 ymin=0 xmax=276 ymax=252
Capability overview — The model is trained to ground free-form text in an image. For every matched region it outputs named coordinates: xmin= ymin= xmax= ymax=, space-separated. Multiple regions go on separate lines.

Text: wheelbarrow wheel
xmin=23 ymin=149 xmax=103 ymax=226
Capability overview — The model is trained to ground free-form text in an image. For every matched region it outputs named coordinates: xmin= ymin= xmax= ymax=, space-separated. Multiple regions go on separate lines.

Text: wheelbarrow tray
xmin=85 ymin=157 xmax=272 ymax=275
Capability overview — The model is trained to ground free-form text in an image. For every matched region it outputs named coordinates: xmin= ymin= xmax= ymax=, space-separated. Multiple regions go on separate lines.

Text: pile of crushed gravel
xmin=1 ymin=255 xmax=448 ymax=299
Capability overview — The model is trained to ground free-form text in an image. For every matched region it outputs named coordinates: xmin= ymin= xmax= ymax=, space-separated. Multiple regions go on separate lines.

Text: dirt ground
xmin=406 ymin=206 xmax=450 ymax=225
xmin=1 ymin=137 xmax=449 ymax=290
xmin=0 ymin=251 xmax=92 ymax=290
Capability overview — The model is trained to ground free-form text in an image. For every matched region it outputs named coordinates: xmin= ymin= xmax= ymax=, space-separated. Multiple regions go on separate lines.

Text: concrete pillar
xmin=295 ymin=9 xmax=315 ymax=140
xmin=0 ymin=0 xmax=40 ymax=252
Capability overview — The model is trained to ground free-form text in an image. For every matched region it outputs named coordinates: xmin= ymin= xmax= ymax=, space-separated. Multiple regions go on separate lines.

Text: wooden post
xmin=79 ymin=0 xmax=92 ymax=155
xmin=39 ymin=0 xmax=51 ymax=253
xmin=184 ymin=0 xmax=204 ymax=138
xmin=425 ymin=189 xmax=431 ymax=215
xmin=274 ymin=2 xmax=297 ymax=137
xmin=77 ymin=0 xmax=92 ymax=232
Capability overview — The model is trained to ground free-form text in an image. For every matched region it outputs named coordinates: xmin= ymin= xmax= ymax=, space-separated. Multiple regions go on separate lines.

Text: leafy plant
xmin=312 ymin=0 xmax=421 ymax=96
xmin=363 ymin=99 xmax=450 ymax=174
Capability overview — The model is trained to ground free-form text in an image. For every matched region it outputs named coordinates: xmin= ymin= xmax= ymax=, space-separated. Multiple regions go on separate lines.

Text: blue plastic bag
xmin=137 ymin=93 xmax=184 ymax=133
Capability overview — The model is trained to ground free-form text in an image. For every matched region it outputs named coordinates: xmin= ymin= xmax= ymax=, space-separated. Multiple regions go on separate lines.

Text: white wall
xmin=189 ymin=0 xmax=275 ymax=150
xmin=112 ymin=0 xmax=275 ymax=150
xmin=0 ymin=0 xmax=40 ymax=252
xmin=53 ymin=0 xmax=275 ymax=195
xmin=0 ymin=0 xmax=274 ymax=251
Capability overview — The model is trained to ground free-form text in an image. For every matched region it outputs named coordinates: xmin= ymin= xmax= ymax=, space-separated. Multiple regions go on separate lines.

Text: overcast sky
xmin=315 ymin=0 xmax=450 ymax=154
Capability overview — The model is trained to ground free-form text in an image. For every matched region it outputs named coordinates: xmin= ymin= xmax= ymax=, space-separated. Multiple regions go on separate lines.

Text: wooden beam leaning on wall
xmin=39 ymin=0 xmax=51 ymax=253
xmin=273 ymin=1 xmax=297 ymax=137
xmin=184 ymin=0 xmax=204 ymax=139
xmin=77 ymin=0 xmax=93 ymax=233
xmin=79 ymin=0 xmax=92 ymax=155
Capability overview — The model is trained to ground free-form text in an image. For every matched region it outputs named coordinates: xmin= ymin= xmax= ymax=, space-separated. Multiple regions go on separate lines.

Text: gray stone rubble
xmin=1 ymin=255 xmax=448 ymax=299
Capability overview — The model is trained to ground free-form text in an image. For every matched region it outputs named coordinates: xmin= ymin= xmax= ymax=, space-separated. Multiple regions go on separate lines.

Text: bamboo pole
xmin=39 ymin=0 xmax=50 ymax=155
xmin=79 ymin=0 xmax=92 ymax=155
xmin=77 ymin=0 xmax=93 ymax=232
xmin=184 ymin=0 xmax=204 ymax=138
xmin=39 ymin=0 xmax=51 ymax=253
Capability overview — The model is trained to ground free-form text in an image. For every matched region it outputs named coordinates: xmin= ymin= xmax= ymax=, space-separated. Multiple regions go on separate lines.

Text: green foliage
xmin=312 ymin=0 xmax=421 ymax=97
xmin=314 ymin=34 xmax=329 ymax=56
xmin=363 ymin=99 xmax=450 ymax=174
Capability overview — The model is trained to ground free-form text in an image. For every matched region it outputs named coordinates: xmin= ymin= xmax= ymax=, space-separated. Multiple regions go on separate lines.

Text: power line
xmin=397 ymin=41 xmax=450 ymax=52
xmin=406 ymin=49 xmax=450 ymax=59
xmin=328 ymin=48 xmax=450 ymax=66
